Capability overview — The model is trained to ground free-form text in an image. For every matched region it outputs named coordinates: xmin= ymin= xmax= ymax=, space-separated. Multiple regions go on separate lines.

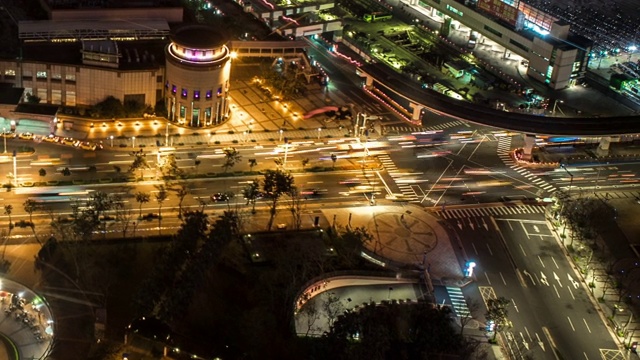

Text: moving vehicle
xmin=364 ymin=13 xmax=392 ymax=22
xmin=211 ymin=192 xmax=230 ymax=202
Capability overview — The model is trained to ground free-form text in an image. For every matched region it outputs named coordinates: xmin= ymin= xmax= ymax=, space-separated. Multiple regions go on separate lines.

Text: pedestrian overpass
xmin=357 ymin=63 xmax=640 ymax=160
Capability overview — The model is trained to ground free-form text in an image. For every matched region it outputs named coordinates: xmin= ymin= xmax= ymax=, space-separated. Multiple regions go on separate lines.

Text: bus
xmin=15 ymin=186 xmax=93 ymax=196
xmin=364 ymin=13 xmax=392 ymax=22
xmin=412 ymin=130 xmax=447 ymax=145
xmin=16 ymin=186 xmax=94 ymax=204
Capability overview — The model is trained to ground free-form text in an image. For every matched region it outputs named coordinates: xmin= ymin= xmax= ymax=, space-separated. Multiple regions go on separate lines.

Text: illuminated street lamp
xmin=628 ymin=45 xmax=637 ymax=62
xmin=317 ymin=127 xmax=322 ymax=140
xmin=464 ymin=261 xmax=477 ymax=277
xmin=131 ymin=136 xmax=136 ymax=149
xmin=279 ymin=129 xmax=284 ymax=142
xmin=110 ymin=135 xmax=114 ymax=148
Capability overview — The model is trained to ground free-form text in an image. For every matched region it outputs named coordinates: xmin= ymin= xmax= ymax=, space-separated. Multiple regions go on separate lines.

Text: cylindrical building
xmin=165 ymin=25 xmax=231 ymax=127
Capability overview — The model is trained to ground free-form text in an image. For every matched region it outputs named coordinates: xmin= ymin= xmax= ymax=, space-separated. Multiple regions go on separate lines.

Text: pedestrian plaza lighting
xmin=464 ymin=261 xmax=477 ymax=277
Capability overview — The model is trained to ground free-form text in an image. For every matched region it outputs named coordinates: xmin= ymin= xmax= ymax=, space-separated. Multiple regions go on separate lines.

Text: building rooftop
xmin=45 ymin=0 xmax=181 ymax=10
xmin=170 ymin=24 xmax=228 ymax=49
xmin=20 ymin=40 xmax=166 ymax=70
xmin=250 ymin=0 xmax=334 ymax=13
xmin=19 ymin=19 xmax=170 ymax=41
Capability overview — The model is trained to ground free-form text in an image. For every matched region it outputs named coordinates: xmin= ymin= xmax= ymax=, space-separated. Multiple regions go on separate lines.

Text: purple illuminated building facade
xmin=165 ymin=25 xmax=232 ymax=127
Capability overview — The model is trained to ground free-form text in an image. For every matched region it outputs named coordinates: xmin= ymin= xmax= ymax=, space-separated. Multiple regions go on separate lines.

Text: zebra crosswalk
xmin=446 ymin=286 xmax=470 ymax=317
xmin=594 ymin=190 xmax=640 ymax=200
xmin=497 ymin=137 xmax=557 ymax=193
xmin=383 ymin=120 xmax=468 ymax=134
xmin=377 ymin=154 xmax=419 ymax=201
xmin=434 ymin=204 xmax=545 ymax=219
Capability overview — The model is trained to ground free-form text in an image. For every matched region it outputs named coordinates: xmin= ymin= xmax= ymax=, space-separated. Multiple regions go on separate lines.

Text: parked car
xmin=18 ymin=132 xmax=33 ymax=140
xmin=43 ymin=134 xmax=60 ymax=143
xmin=62 ymin=137 xmax=75 ymax=146
xmin=1 ymin=131 xmax=16 ymax=138
xmin=78 ymin=142 xmax=97 ymax=151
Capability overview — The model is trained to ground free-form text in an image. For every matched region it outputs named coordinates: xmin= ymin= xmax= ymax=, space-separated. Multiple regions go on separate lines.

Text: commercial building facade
xmin=403 ymin=0 xmax=592 ymax=89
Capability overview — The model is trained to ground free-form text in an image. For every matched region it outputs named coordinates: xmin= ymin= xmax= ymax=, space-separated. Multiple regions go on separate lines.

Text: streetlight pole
xmin=132 ymin=136 xmax=136 ymax=149
xmin=165 ymin=122 xmax=169 ymax=146
xmin=283 ymin=141 xmax=289 ymax=168
xmin=110 ymin=135 xmax=114 ymax=148
xmin=12 ymin=150 xmax=17 ymax=187
xmin=279 ymin=129 xmax=284 ymax=143
xmin=552 ymin=99 xmax=564 ymax=116
xmin=317 ymin=127 xmax=321 ymax=140
xmin=560 ymin=164 xmax=574 ymax=240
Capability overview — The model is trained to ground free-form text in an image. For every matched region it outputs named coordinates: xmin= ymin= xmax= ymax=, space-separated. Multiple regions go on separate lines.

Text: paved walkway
xmin=320 ymin=205 xmax=462 ymax=281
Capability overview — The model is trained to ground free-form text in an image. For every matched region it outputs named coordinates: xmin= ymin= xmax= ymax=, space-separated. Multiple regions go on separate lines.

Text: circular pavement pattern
xmin=369 ymin=212 xmax=438 ymax=259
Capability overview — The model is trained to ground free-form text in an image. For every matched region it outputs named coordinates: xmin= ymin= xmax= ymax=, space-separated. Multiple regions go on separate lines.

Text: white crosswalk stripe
xmin=434 ymin=204 xmax=545 ymax=219
xmin=496 ymin=137 xmax=557 ymax=194
xmin=594 ymin=191 xmax=640 ymax=200
xmin=377 ymin=154 xmax=419 ymax=201
xmin=383 ymin=120 xmax=468 ymax=134
xmin=446 ymin=287 xmax=471 ymax=317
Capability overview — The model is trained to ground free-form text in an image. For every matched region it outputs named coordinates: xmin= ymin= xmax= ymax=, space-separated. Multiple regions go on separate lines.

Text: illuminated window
xmin=65 ymin=74 xmax=75 ymax=81
xmin=181 ymin=88 xmax=188 ymax=98
xmin=446 ymin=4 xmax=463 ymax=17
xmin=194 ymin=90 xmax=200 ymax=100
xmin=206 ymin=90 xmax=212 ymax=99
xmin=36 ymin=71 xmax=47 ymax=79
xmin=4 ymin=69 xmax=15 ymax=76
xmin=217 ymin=87 xmax=222 ymax=96
xmin=165 ymin=81 xmax=169 ymax=89
xmin=172 ymin=85 xmax=177 ymax=94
